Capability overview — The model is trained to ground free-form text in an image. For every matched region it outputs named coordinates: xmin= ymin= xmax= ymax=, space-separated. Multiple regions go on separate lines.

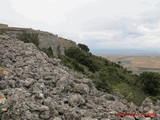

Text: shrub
xmin=61 ymin=56 xmax=84 ymax=72
xmin=65 ymin=47 xmax=99 ymax=72
xmin=78 ymin=43 xmax=90 ymax=52
xmin=17 ymin=31 xmax=39 ymax=46
xmin=139 ymin=72 xmax=160 ymax=96
xmin=40 ymin=47 xmax=54 ymax=58
xmin=65 ymin=47 xmax=81 ymax=59
xmin=94 ymin=71 xmax=111 ymax=92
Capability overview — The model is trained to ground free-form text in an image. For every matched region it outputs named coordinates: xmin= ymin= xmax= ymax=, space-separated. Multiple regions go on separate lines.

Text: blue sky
xmin=0 ymin=0 xmax=160 ymax=53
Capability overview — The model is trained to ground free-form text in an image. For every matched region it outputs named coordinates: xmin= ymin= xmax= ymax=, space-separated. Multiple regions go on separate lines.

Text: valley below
xmin=97 ymin=53 xmax=160 ymax=74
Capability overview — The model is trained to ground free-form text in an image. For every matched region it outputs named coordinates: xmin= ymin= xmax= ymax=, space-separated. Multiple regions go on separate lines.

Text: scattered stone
xmin=109 ymin=111 xmax=117 ymax=115
xmin=68 ymin=94 xmax=85 ymax=107
xmin=123 ymin=116 xmax=135 ymax=120
xmin=0 ymin=94 xmax=7 ymax=105
xmin=74 ymin=83 xmax=90 ymax=94
xmin=53 ymin=117 xmax=62 ymax=120
xmin=144 ymin=117 xmax=151 ymax=120
xmin=81 ymin=117 xmax=97 ymax=120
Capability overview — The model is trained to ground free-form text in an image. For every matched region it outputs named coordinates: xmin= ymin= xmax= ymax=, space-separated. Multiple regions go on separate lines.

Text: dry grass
xmin=131 ymin=58 xmax=160 ymax=68
xmin=59 ymin=37 xmax=76 ymax=47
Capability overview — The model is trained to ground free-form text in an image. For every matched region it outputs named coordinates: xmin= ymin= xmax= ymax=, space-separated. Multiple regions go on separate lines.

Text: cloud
xmin=71 ymin=4 xmax=160 ymax=52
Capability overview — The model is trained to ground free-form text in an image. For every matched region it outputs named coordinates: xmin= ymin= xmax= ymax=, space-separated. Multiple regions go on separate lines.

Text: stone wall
xmin=0 ymin=26 xmax=76 ymax=57
xmin=0 ymin=24 xmax=8 ymax=29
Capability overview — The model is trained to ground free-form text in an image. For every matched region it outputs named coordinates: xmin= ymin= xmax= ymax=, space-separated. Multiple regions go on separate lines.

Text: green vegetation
xmin=64 ymin=47 xmax=99 ymax=72
xmin=61 ymin=56 xmax=85 ymax=72
xmin=78 ymin=43 xmax=90 ymax=52
xmin=40 ymin=47 xmax=54 ymax=58
xmin=139 ymin=72 xmax=160 ymax=96
xmin=61 ymin=45 xmax=160 ymax=105
xmin=17 ymin=31 xmax=39 ymax=46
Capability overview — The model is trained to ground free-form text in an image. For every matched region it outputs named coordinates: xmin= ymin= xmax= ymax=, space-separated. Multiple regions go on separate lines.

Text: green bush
xmin=78 ymin=43 xmax=90 ymax=52
xmin=94 ymin=71 xmax=111 ymax=92
xmin=65 ymin=47 xmax=99 ymax=72
xmin=40 ymin=47 xmax=54 ymax=58
xmin=61 ymin=56 xmax=84 ymax=72
xmin=17 ymin=31 xmax=39 ymax=46
xmin=139 ymin=72 xmax=160 ymax=96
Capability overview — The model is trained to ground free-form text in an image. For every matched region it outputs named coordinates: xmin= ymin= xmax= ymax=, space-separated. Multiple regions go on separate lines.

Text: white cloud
xmin=9 ymin=0 xmax=96 ymax=24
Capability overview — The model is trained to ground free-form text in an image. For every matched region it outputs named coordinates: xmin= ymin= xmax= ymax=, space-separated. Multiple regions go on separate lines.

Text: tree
xmin=65 ymin=47 xmax=99 ymax=72
xmin=78 ymin=43 xmax=90 ymax=52
xmin=65 ymin=47 xmax=81 ymax=59
xmin=139 ymin=72 xmax=160 ymax=96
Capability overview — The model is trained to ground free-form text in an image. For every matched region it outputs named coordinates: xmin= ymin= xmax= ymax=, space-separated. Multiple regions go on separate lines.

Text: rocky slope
xmin=0 ymin=35 xmax=160 ymax=120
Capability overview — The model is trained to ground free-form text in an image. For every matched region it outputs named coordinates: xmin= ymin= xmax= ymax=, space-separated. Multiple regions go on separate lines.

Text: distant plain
xmin=97 ymin=53 xmax=160 ymax=74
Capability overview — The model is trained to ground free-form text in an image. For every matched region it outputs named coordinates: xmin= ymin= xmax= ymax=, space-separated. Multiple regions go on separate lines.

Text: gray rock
xmin=25 ymin=110 xmax=37 ymax=120
xmin=136 ymin=116 xmax=146 ymax=120
xmin=53 ymin=117 xmax=62 ymax=120
xmin=74 ymin=83 xmax=90 ymax=94
xmin=143 ymin=117 xmax=151 ymax=120
xmin=35 ymin=92 xmax=44 ymax=99
xmin=38 ymin=105 xmax=49 ymax=112
xmin=68 ymin=94 xmax=85 ymax=107
xmin=0 ymin=81 xmax=7 ymax=90
xmin=152 ymin=116 xmax=160 ymax=120
xmin=104 ymin=94 xmax=116 ymax=101
xmin=65 ymin=111 xmax=79 ymax=120
xmin=44 ymin=97 xmax=52 ymax=106
xmin=32 ymin=83 xmax=44 ymax=94
xmin=123 ymin=116 xmax=135 ymax=120
xmin=8 ymin=80 xmax=16 ymax=88
xmin=23 ymin=78 xmax=34 ymax=87
xmin=81 ymin=117 xmax=97 ymax=120
xmin=40 ymin=111 xmax=50 ymax=119
xmin=142 ymin=97 xmax=154 ymax=108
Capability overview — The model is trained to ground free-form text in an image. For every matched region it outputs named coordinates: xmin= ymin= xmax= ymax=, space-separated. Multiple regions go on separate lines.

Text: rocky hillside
xmin=0 ymin=24 xmax=76 ymax=57
xmin=0 ymin=34 xmax=160 ymax=119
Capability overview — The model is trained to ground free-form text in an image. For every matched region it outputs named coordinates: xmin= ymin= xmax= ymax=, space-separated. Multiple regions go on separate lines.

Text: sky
xmin=0 ymin=0 xmax=160 ymax=53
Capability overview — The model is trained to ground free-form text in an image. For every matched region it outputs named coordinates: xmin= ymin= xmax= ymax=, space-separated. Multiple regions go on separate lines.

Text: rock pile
xmin=0 ymin=35 xmax=159 ymax=120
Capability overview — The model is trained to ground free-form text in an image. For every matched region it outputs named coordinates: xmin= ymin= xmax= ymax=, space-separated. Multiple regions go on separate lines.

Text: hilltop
xmin=0 ymin=23 xmax=76 ymax=57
